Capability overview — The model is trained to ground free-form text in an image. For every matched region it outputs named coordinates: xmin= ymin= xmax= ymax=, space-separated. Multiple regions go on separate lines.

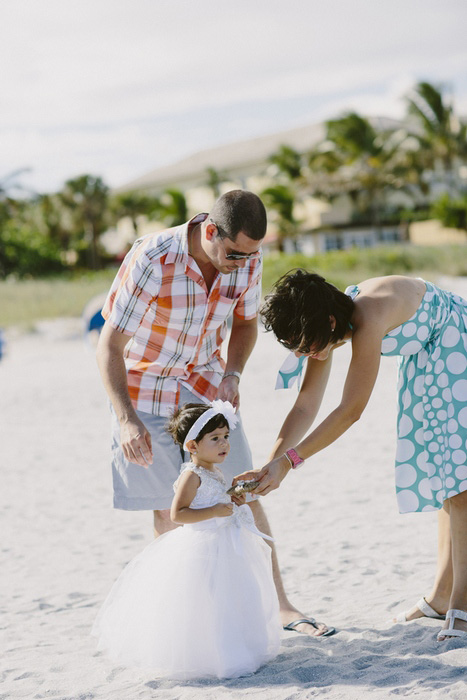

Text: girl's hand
xmin=230 ymin=491 xmax=247 ymax=506
xmin=233 ymin=456 xmax=291 ymax=496
xmin=211 ymin=502 xmax=234 ymax=518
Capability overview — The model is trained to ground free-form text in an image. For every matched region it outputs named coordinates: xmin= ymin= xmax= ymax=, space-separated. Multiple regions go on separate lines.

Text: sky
xmin=1 ymin=0 xmax=467 ymax=195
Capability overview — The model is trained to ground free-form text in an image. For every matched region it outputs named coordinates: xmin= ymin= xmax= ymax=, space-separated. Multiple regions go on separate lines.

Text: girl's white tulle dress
xmin=92 ymin=463 xmax=281 ymax=680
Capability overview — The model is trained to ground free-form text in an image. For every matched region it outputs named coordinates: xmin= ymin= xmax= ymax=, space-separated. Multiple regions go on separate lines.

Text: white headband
xmin=183 ymin=400 xmax=238 ymax=450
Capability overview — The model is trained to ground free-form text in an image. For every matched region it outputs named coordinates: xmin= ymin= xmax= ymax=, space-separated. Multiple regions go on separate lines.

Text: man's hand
xmin=216 ymin=375 xmax=240 ymax=408
xmin=120 ymin=417 xmax=153 ymax=468
xmin=233 ymin=456 xmax=291 ymax=496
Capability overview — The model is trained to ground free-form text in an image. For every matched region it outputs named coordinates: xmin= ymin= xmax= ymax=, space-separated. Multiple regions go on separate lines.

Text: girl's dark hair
xmin=260 ymin=269 xmax=354 ymax=353
xmin=166 ymin=403 xmax=229 ymax=448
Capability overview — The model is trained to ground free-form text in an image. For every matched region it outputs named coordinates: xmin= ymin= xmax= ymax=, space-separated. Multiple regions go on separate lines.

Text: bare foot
xmin=281 ymin=608 xmax=334 ymax=637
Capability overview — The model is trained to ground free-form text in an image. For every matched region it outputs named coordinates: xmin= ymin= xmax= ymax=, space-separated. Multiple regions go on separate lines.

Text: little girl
xmin=92 ymin=400 xmax=281 ymax=680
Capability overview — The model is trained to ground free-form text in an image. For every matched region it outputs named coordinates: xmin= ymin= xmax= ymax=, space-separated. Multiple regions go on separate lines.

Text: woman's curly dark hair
xmin=166 ymin=403 xmax=229 ymax=449
xmin=260 ymin=269 xmax=355 ymax=353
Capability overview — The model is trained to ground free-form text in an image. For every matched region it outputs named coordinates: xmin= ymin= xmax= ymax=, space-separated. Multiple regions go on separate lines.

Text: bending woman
xmin=236 ymin=270 xmax=467 ymax=642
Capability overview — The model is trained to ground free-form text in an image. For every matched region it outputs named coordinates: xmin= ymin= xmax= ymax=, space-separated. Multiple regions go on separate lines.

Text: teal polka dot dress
xmin=345 ymin=280 xmax=467 ymax=513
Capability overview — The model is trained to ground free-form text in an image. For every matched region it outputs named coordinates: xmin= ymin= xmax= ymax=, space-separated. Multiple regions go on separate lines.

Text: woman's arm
xmin=239 ymin=318 xmax=386 ymax=495
xmin=233 ymin=351 xmax=333 ymax=489
xmin=170 ymin=471 xmax=233 ymax=524
xmin=295 ymin=327 xmax=383 ymax=458
xmin=268 ymin=351 xmax=334 ymax=460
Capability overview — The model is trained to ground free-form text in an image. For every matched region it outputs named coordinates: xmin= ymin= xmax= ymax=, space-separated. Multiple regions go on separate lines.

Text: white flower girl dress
xmin=92 ymin=463 xmax=281 ymax=679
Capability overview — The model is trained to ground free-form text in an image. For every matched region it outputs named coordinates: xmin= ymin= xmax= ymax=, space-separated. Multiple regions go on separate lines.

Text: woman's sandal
xmin=437 ymin=609 xmax=467 ymax=641
xmin=394 ymin=597 xmax=445 ymax=623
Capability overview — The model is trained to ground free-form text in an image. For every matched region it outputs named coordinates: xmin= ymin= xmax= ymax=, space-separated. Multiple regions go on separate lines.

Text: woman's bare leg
xmin=438 ymin=489 xmax=467 ymax=639
xmin=395 ymin=503 xmax=452 ymax=621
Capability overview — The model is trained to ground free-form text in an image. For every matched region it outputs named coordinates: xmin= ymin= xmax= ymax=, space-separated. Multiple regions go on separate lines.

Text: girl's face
xmin=193 ymin=425 xmax=230 ymax=467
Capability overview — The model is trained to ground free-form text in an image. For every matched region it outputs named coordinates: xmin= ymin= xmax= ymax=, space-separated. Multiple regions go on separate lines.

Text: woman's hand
xmin=233 ymin=455 xmax=291 ymax=497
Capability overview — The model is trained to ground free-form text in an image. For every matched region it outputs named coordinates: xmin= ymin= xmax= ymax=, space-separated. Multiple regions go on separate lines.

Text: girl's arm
xmin=170 ymin=471 xmax=233 ymax=524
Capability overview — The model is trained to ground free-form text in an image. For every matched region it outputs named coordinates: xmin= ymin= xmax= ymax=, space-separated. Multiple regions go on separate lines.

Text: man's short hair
xmin=209 ymin=190 xmax=267 ymax=242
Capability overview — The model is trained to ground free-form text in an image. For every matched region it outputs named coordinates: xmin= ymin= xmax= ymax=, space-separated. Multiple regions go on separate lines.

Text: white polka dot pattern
xmin=346 ymin=281 xmax=467 ymax=514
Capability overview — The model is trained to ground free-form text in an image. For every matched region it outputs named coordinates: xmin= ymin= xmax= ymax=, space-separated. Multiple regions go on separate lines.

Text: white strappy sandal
xmin=394 ymin=597 xmax=445 ymax=623
xmin=437 ymin=609 xmax=467 ymax=641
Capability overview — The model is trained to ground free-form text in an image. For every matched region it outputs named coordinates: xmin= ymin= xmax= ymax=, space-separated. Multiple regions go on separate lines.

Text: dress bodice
xmin=173 ymin=462 xmax=231 ymax=508
xmin=345 ymin=280 xmax=457 ymax=357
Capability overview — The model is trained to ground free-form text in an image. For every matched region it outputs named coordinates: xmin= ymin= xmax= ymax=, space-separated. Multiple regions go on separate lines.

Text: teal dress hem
xmin=345 ymin=281 xmax=467 ymax=514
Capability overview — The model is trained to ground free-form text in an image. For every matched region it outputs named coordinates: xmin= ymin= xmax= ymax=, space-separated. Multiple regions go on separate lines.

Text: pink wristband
xmin=284 ymin=448 xmax=305 ymax=470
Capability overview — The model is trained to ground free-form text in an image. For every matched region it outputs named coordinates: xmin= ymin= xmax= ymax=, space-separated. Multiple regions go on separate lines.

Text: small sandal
xmin=283 ymin=617 xmax=336 ymax=637
xmin=437 ymin=609 xmax=467 ymax=641
xmin=394 ymin=597 xmax=445 ymax=623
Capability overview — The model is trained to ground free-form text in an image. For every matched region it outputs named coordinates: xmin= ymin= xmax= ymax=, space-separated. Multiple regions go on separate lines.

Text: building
xmin=105 ymin=117 xmax=426 ymax=254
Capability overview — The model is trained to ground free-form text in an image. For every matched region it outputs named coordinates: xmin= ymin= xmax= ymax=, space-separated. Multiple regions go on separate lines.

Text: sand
xmin=2 ymin=277 xmax=467 ymax=699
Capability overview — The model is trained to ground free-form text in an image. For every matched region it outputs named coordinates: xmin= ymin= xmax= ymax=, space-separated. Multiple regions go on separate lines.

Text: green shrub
xmin=0 ymin=222 xmax=65 ymax=278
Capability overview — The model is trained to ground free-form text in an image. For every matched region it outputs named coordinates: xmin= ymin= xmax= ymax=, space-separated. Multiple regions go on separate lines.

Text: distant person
xmin=82 ymin=293 xmax=106 ymax=348
xmin=96 ymin=191 xmax=333 ymax=637
xmin=92 ymin=400 xmax=281 ymax=679
xmin=235 ymin=270 xmax=467 ymax=642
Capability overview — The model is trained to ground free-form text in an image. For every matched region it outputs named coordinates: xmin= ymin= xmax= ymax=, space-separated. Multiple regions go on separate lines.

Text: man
xmin=97 ymin=189 xmax=332 ymax=636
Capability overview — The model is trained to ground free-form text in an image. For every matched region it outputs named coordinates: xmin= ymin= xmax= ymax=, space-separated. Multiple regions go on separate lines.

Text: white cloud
xmin=1 ymin=0 xmax=466 ymax=191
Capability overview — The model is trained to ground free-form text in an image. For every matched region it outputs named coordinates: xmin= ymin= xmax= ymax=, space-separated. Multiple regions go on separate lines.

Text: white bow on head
xmin=183 ymin=400 xmax=238 ymax=450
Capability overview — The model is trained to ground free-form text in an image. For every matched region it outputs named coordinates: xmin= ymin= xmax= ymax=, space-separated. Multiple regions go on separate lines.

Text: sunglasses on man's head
xmin=210 ymin=219 xmax=261 ymax=261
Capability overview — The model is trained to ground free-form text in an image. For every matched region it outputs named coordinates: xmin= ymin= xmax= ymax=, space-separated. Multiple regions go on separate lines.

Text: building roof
xmin=115 ymin=117 xmax=406 ymax=194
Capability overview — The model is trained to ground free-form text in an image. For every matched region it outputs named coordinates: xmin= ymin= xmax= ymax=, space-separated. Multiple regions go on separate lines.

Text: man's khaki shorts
xmin=110 ymin=384 xmax=254 ymax=510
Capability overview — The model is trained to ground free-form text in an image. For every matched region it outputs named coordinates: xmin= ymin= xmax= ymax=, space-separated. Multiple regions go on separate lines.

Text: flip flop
xmin=283 ymin=617 xmax=336 ymax=637
xmin=394 ymin=597 xmax=445 ymax=623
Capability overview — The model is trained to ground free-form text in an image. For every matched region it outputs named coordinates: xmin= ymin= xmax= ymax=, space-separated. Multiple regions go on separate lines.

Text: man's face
xmin=205 ymin=222 xmax=263 ymax=274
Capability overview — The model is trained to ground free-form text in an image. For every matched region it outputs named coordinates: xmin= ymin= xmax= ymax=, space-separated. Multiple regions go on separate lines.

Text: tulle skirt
xmin=92 ymin=516 xmax=281 ymax=679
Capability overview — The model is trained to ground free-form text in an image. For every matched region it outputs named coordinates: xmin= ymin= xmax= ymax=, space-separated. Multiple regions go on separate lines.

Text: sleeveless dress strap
xmin=173 ymin=462 xmax=202 ymax=492
xmin=344 ymin=284 xmax=360 ymax=300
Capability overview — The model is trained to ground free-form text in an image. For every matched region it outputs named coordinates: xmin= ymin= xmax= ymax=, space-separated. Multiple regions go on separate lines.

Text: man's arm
xmin=216 ymin=315 xmax=258 ymax=407
xmin=96 ymin=321 xmax=153 ymax=468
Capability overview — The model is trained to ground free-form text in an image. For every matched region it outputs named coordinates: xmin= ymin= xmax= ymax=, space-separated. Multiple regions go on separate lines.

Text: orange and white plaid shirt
xmin=102 ymin=213 xmax=262 ymax=416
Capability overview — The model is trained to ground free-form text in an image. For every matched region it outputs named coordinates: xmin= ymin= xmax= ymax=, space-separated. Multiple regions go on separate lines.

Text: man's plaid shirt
xmin=102 ymin=213 xmax=262 ymax=416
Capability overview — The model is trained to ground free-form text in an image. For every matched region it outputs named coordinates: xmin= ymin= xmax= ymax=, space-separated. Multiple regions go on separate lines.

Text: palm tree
xmin=0 ymin=168 xmax=33 ymax=225
xmin=110 ymin=192 xmax=160 ymax=235
xmin=306 ymin=112 xmax=423 ymax=231
xmin=0 ymin=168 xmax=32 ymax=200
xmin=205 ymin=167 xmax=227 ymax=199
xmin=261 ymin=184 xmax=298 ymax=252
xmin=153 ymin=188 xmax=188 ymax=227
xmin=31 ymin=193 xmax=72 ymax=251
xmin=59 ymin=174 xmax=109 ymax=269
xmin=405 ymin=81 xmax=467 ymax=193
xmin=268 ymin=145 xmax=303 ymax=181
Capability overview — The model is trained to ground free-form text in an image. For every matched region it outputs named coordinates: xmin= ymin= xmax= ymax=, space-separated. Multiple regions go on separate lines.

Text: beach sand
xmin=2 ymin=277 xmax=467 ymax=699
